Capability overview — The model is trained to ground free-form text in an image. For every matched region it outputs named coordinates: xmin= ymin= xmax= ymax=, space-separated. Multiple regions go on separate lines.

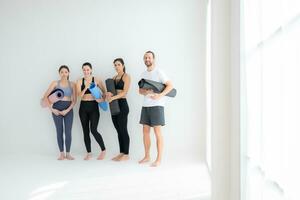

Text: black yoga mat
xmin=138 ymin=79 xmax=177 ymax=97
xmin=105 ymin=78 xmax=121 ymax=115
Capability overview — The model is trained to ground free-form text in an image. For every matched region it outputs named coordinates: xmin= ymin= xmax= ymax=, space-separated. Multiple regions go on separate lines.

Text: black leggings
xmin=111 ymin=99 xmax=130 ymax=155
xmin=79 ymin=101 xmax=105 ymax=152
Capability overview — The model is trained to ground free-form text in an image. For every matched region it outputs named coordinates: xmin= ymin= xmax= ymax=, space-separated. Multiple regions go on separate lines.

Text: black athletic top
xmin=114 ymin=74 xmax=125 ymax=90
xmin=81 ymin=77 xmax=95 ymax=94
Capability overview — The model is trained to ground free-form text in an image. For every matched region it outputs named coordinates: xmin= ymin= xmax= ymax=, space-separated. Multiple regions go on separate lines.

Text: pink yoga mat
xmin=41 ymin=88 xmax=64 ymax=108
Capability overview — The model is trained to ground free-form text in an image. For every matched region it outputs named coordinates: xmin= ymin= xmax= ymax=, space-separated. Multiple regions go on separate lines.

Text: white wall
xmin=0 ymin=0 xmax=207 ymax=161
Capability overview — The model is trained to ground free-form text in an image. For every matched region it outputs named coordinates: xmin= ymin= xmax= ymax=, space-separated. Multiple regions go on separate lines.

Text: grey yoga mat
xmin=105 ymin=78 xmax=121 ymax=115
xmin=138 ymin=79 xmax=177 ymax=97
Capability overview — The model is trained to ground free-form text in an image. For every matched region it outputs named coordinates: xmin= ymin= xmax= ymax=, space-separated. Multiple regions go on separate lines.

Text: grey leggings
xmin=52 ymin=101 xmax=73 ymax=152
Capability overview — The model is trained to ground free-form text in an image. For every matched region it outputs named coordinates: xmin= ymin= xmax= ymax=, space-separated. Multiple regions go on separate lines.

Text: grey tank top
xmin=56 ymin=80 xmax=73 ymax=97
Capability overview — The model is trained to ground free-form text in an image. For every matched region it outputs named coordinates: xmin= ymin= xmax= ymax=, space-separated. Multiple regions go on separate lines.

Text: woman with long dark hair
xmin=76 ymin=62 xmax=107 ymax=160
xmin=106 ymin=58 xmax=131 ymax=161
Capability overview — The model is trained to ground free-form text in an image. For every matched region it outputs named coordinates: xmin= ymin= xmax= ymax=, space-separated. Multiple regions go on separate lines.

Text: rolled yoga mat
xmin=138 ymin=78 xmax=177 ymax=97
xmin=105 ymin=78 xmax=121 ymax=115
xmin=40 ymin=88 xmax=65 ymax=108
xmin=89 ymin=82 xmax=109 ymax=111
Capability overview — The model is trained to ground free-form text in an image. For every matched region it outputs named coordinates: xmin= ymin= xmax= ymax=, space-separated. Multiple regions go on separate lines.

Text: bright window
xmin=241 ymin=0 xmax=300 ymax=199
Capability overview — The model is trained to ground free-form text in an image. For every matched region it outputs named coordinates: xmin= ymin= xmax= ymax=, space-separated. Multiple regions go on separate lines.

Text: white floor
xmin=0 ymin=154 xmax=211 ymax=200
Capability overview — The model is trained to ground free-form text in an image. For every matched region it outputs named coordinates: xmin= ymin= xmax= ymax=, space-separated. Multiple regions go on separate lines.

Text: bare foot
xmin=138 ymin=156 xmax=150 ymax=164
xmin=97 ymin=150 xmax=106 ymax=160
xmin=112 ymin=153 xmax=123 ymax=161
xmin=65 ymin=154 xmax=75 ymax=160
xmin=84 ymin=153 xmax=92 ymax=160
xmin=57 ymin=153 xmax=65 ymax=160
xmin=117 ymin=154 xmax=129 ymax=161
xmin=150 ymin=160 xmax=161 ymax=167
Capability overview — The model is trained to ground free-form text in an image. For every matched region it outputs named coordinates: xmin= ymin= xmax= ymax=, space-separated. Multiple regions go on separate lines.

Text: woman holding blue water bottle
xmin=76 ymin=62 xmax=107 ymax=160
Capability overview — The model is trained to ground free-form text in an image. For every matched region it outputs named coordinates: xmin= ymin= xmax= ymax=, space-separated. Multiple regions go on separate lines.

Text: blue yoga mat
xmin=89 ymin=82 xmax=108 ymax=111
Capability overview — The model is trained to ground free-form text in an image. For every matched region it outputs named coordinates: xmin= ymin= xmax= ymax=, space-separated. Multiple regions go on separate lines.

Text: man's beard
xmin=145 ymin=62 xmax=152 ymax=67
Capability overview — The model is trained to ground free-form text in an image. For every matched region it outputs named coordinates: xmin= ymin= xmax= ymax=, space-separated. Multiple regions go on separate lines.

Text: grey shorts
xmin=139 ymin=106 xmax=165 ymax=127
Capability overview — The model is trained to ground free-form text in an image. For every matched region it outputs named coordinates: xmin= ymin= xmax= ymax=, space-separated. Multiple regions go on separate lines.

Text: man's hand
xmin=150 ymin=93 xmax=163 ymax=100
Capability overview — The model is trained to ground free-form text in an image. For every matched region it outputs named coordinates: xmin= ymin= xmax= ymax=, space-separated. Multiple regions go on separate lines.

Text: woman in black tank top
xmin=106 ymin=58 xmax=131 ymax=161
xmin=76 ymin=62 xmax=107 ymax=160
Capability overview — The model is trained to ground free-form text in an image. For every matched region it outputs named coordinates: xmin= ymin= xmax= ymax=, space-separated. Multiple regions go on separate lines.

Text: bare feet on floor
xmin=112 ymin=153 xmax=124 ymax=161
xmin=65 ymin=154 xmax=75 ymax=160
xmin=57 ymin=153 xmax=65 ymax=160
xmin=138 ymin=156 xmax=150 ymax=164
xmin=97 ymin=150 xmax=106 ymax=160
xmin=84 ymin=153 xmax=92 ymax=160
xmin=150 ymin=160 xmax=161 ymax=167
xmin=117 ymin=154 xmax=129 ymax=161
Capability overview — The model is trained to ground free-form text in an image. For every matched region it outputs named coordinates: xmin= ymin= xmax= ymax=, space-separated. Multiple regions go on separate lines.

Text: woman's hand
xmin=105 ymin=92 xmax=113 ymax=102
xmin=95 ymin=98 xmax=105 ymax=103
xmin=60 ymin=110 xmax=69 ymax=116
xmin=51 ymin=109 xmax=60 ymax=116
xmin=107 ymin=96 xmax=113 ymax=103
xmin=106 ymin=94 xmax=117 ymax=103
xmin=105 ymin=92 xmax=113 ymax=98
